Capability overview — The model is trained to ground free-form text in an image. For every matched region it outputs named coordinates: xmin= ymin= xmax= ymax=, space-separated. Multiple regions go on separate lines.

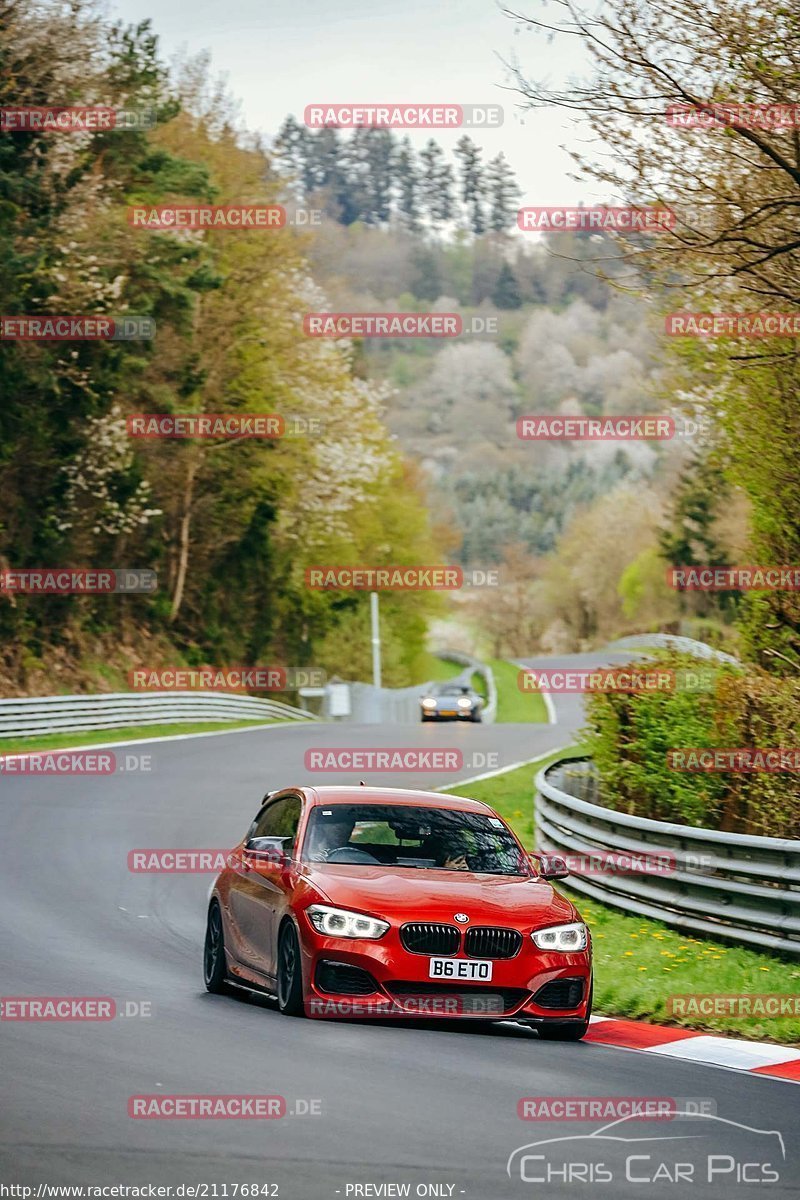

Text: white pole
xmin=370 ymin=591 xmax=382 ymax=689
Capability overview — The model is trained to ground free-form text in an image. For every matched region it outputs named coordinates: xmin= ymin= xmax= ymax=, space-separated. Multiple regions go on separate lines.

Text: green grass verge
xmin=0 ymin=718 xmax=280 ymax=754
xmin=444 ymin=754 xmax=800 ymax=1043
xmin=414 ymin=654 xmax=547 ymax=723
xmin=487 ymin=657 xmax=548 ymax=724
xmin=413 ymin=652 xmax=464 ymax=684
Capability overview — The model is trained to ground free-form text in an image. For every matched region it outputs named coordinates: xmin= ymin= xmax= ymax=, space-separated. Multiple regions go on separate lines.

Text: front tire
xmin=204 ymin=901 xmax=228 ymax=993
xmin=537 ymin=982 xmax=592 ymax=1041
xmin=277 ymin=921 xmax=305 ymax=1016
xmin=537 ymin=1021 xmax=589 ymax=1041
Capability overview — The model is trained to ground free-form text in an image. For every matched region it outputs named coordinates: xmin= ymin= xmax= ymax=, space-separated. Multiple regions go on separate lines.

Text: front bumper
xmin=298 ymin=916 xmax=592 ymax=1021
xmin=421 ymin=709 xmax=478 ymax=721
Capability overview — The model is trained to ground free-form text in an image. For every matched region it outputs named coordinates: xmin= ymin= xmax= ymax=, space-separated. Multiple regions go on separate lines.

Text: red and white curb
xmin=586 ymin=1015 xmax=800 ymax=1083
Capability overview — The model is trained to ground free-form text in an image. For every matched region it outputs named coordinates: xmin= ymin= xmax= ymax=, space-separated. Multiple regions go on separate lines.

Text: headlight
xmin=306 ymin=904 xmax=389 ymax=939
xmin=531 ymin=922 xmax=587 ymax=951
xmin=457 ymin=697 xmax=472 ymax=708
xmin=421 ymin=698 xmax=437 ymax=709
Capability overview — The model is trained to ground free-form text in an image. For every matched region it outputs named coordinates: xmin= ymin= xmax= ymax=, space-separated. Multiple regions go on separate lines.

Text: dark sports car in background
xmin=204 ymin=785 xmax=593 ymax=1037
xmin=420 ymin=681 xmax=484 ymax=722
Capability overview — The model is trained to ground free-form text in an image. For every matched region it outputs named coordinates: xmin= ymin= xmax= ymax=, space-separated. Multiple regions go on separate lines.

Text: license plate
xmin=439 ymin=710 xmax=456 ymax=717
xmin=429 ymin=958 xmax=493 ymax=981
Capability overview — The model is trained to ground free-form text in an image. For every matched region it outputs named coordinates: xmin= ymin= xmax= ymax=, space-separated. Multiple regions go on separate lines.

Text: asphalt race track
xmin=2 ymin=652 xmax=798 ymax=1198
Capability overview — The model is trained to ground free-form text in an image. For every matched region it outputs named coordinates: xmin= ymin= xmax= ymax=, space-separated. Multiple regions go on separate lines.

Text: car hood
xmin=300 ymin=863 xmax=576 ymax=928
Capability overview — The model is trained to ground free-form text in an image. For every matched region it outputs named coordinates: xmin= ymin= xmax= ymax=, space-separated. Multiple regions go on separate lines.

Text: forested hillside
xmin=0 ymin=4 xmax=442 ymax=693
xmin=2 ymin=0 xmax=798 ymax=688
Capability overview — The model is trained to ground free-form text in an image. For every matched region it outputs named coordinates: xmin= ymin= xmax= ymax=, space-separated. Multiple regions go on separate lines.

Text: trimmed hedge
xmin=583 ymin=653 xmax=800 ymax=836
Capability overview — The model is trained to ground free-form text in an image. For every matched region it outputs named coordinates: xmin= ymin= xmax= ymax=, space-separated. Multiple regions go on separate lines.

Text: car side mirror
xmin=242 ymin=836 xmax=288 ymax=873
xmin=537 ymin=852 xmax=570 ymax=880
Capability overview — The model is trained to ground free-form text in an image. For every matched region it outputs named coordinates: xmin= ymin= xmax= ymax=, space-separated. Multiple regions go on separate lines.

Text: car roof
xmin=301 ymin=785 xmax=494 ymax=814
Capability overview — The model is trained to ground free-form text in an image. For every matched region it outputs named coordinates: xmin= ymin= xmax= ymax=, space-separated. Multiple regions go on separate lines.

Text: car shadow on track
xmin=200 ymin=987 xmax=560 ymax=1039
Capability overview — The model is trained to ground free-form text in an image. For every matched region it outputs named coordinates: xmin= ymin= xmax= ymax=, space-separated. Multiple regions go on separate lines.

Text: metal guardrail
xmin=535 ymin=757 xmax=800 ymax=956
xmin=607 ymin=633 xmax=739 ymax=666
xmin=326 ymin=649 xmax=496 ymax=725
xmin=343 ymin=680 xmax=433 ymax=725
xmin=0 ymin=691 xmax=316 ymax=739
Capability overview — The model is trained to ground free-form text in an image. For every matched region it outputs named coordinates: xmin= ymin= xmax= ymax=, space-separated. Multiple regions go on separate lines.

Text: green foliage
xmin=0 ymin=1 xmax=440 ymax=692
xmin=273 ymin=120 xmax=520 ymax=234
xmin=447 ymin=756 xmax=800 ymax=1042
xmin=583 ymin=654 xmax=800 ymax=836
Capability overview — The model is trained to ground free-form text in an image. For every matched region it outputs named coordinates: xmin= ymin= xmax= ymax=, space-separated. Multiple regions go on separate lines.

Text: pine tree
xmin=486 ymin=152 xmax=522 ymax=232
xmin=419 ymin=139 xmax=455 ymax=226
xmin=454 ymin=135 xmax=486 ymax=233
xmin=394 ymin=136 xmax=420 ymax=229
xmin=492 ymin=260 xmax=522 ymax=308
xmin=273 ymin=114 xmax=313 ymax=196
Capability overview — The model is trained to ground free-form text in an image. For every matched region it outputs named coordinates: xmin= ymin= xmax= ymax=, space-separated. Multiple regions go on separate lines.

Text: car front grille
xmin=532 ymin=977 xmax=585 ymax=1010
xmin=315 ymin=960 xmax=379 ymax=996
xmin=386 ymin=981 xmax=528 ymax=1013
xmin=464 ymin=926 xmax=523 ymax=959
xmin=400 ymin=922 xmax=460 ymax=956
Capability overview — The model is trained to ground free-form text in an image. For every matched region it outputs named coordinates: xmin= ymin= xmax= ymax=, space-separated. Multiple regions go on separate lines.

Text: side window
xmin=250 ymin=796 xmax=303 ymax=848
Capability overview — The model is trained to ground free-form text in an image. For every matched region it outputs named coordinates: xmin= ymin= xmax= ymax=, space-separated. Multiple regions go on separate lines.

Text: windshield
xmin=302 ymin=804 xmax=530 ymax=876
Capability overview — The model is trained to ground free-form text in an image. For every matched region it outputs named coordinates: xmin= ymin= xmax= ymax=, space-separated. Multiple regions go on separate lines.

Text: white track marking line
xmin=1 ymin=720 xmax=305 ymax=757
xmin=436 ymin=745 xmax=571 ymax=790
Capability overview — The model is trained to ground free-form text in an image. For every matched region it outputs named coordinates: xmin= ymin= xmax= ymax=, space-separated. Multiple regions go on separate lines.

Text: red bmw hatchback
xmin=204 ymin=785 xmax=593 ymax=1038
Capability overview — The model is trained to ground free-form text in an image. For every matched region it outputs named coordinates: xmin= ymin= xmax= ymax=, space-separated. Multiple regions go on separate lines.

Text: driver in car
xmin=418 ymin=830 xmax=470 ymax=871
xmin=306 ymin=815 xmax=356 ymax=861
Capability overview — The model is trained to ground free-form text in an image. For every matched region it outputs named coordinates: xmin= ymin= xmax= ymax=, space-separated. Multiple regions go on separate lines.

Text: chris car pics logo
xmin=507 ymin=1112 xmax=784 ymax=1185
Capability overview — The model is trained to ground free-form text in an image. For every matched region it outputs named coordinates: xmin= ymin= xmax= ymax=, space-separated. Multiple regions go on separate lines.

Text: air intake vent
xmin=532 ymin=977 xmax=585 ymax=1010
xmin=315 ymin=960 xmax=378 ymax=996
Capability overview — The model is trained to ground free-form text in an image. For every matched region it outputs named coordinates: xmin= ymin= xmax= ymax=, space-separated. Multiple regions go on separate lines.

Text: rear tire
xmin=277 ymin=922 xmax=305 ymax=1016
xmin=203 ymin=901 xmax=228 ymax=994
